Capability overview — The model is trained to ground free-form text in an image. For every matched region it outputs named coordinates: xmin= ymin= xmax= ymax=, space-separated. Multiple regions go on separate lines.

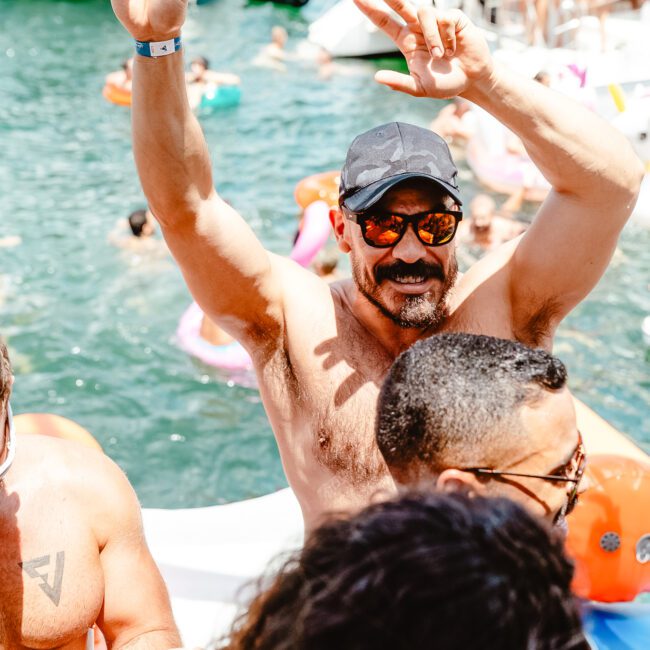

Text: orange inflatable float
xmin=566 ymin=454 xmax=650 ymax=602
xmin=102 ymin=83 xmax=132 ymax=107
xmin=294 ymin=170 xmax=340 ymax=209
xmin=14 ymin=412 xmax=102 ymax=451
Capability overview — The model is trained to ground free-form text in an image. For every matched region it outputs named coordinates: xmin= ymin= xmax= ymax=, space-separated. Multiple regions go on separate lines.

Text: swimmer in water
xmin=105 ymin=57 xmax=133 ymax=92
xmin=458 ymin=190 xmax=526 ymax=253
xmin=112 ymin=0 xmax=643 ymax=529
xmin=252 ymin=26 xmax=290 ymax=72
xmin=186 ymin=56 xmax=241 ymax=111
xmin=108 ymin=207 xmax=167 ymax=254
xmin=0 ymin=340 xmax=180 ymax=649
xmin=429 ymin=97 xmax=476 ymax=146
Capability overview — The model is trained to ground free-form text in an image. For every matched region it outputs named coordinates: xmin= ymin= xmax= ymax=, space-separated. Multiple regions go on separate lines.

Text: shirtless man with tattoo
xmin=0 ymin=343 xmax=180 ymax=650
xmin=110 ymin=0 xmax=643 ymax=528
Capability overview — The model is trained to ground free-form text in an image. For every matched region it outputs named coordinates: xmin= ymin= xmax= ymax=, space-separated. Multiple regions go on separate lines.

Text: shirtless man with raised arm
xmin=0 ymin=343 xmax=180 ymax=650
xmin=110 ymin=0 xmax=643 ymax=528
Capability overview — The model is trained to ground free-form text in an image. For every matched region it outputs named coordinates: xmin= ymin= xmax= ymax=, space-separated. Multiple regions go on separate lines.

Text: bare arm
xmin=89 ymin=454 xmax=181 ymax=649
xmin=355 ymin=0 xmax=644 ymax=334
xmin=112 ymin=0 xmax=286 ymax=347
xmin=463 ymin=64 xmax=643 ymax=329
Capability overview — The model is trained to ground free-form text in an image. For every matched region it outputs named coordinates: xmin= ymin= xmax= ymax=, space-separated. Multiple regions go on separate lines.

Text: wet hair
xmin=0 ymin=340 xmax=12 ymax=420
xmin=224 ymin=491 xmax=587 ymax=650
xmin=128 ymin=209 xmax=148 ymax=237
xmin=193 ymin=56 xmax=209 ymax=70
xmin=376 ymin=333 xmax=567 ymax=480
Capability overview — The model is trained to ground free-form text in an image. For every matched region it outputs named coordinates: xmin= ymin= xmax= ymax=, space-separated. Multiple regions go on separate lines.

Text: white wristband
xmin=135 ymin=36 xmax=182 ymax=58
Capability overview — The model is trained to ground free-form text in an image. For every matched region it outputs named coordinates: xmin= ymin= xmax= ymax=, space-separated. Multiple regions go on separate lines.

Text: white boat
xmin=308 ymin=0 xmax=438 ymax=58
xmin=142 ymin=488 xmax=303 ymax=648
xmin=308 ymin=0 xmax=398 ymax=57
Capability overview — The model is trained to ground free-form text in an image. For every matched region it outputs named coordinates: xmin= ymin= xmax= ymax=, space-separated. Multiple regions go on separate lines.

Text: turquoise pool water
xmin=1 ymin=0 xmax=648 ymax=508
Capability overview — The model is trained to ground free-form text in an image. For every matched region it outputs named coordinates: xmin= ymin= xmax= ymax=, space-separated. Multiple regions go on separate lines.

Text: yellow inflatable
xmin=102 ymin=83 xmax=132 ymax=107
xmin=294 ymin=170 xmax=340 ymax=209
xmin=14 ymin=413 xmax=102 ymax=451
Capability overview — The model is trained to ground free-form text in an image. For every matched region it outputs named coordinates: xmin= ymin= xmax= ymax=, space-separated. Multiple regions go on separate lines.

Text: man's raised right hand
xmin=111 ymin=0 xmax=187 ymax=42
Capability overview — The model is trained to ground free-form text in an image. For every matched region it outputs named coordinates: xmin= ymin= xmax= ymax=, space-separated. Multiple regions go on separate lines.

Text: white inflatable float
xmin=142 ymin=488 xmax=303 ymax=648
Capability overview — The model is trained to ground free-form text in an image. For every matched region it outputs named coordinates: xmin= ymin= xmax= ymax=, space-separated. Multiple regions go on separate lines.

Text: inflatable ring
xmin=294 ymin=170 xmax=340 ymax=210
xmin=466 ymin=138 xmax=550 ymax=202
xmin=289 ymin=200 xmax=331 ymax=268
xmin=566 ymin=454 xmax=650 ymax=602
xmin=176 ymin=302 xmax=253 ymax=371
xmin=14 ymin=413 xmax=103 ymax=451
xmin=102 ymin=83 xmax=132 ymax=107
xmin=199 ymin=85 xmax=241 ymax=111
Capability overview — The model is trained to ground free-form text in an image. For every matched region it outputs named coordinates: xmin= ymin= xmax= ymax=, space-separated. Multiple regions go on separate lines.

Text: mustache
xmin=374 ymin=260 xmax=446 ymax=284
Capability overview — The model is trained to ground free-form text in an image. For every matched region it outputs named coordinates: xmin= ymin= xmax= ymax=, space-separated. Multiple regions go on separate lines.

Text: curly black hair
xmin=224 ymin=491 xmax=587 ymax=650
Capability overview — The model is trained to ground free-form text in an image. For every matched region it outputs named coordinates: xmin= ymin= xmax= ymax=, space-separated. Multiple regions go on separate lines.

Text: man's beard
xmin=351 ymin=254 xmax=458 ymax=329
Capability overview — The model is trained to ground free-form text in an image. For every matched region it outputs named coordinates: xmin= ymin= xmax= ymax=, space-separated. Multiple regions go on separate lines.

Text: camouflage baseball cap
xmin=339 ymin=122 xmax=462 ymax=212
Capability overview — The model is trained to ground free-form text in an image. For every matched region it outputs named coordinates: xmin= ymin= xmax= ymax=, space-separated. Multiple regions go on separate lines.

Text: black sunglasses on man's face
xmin=462 ymin=432 xmax=587 ymax=517
xmin=345 ymin=208 xmax=463 ymax=248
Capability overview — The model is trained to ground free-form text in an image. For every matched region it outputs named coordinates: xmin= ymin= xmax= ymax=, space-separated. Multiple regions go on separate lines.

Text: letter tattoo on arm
xmin=19 ymin=551 xmax=65 ymax=606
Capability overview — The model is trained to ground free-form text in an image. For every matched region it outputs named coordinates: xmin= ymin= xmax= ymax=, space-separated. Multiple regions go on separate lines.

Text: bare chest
xmin=0 ymin=489 xmax=104 ymax=650
xmin=261 ymin=311 xmax=396 ymax=501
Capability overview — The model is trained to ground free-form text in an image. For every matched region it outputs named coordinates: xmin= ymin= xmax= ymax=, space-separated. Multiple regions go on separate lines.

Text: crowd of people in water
xmin=2 ymin=0 xmax=648 ymax=648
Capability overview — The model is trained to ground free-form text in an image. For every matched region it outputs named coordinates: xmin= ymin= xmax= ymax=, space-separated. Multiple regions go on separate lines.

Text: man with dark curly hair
xmin=226 ymin=491 xmax=589 ymax=650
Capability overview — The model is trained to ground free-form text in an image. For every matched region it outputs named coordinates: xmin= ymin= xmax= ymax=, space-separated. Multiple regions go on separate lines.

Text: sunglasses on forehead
xmin=462 ymin=432 xmax=587 ymax=517
xmin=345 ymin=208 xmax=463 ymax=248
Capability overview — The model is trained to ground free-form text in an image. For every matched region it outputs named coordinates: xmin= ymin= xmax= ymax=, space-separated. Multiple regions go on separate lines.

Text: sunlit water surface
xmin=1 ymin=0 xmax=648 ymax=508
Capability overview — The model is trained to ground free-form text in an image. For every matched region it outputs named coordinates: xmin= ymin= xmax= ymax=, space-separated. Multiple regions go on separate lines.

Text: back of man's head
xmin=227 ymin=491 xmax=587 ymax=650
xmin=128 ymin=209 xmax=148 ymax=237
xmin=376 ymin=333 xmax=567 ymax=483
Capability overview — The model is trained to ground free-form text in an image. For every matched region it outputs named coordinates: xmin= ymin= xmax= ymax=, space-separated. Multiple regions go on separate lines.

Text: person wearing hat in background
xmin=110 ymin=0 xmax=643 ymax=528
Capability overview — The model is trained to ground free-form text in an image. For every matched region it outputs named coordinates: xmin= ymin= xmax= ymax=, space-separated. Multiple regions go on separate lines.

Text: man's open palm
xmin=353 ymin=0 xmax=492 ymax=98
xmin=111 ymin=0 xmax=187 ymax=41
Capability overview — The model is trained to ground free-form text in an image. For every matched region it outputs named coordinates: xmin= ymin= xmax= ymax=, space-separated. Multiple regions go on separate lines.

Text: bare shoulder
xmin=271 ymin=253 xmax=344 ymax=324
xmin=451 ymin=235 xmax=556 ymax=347
xmin=16 ymin=435 xmax=139 ymax=543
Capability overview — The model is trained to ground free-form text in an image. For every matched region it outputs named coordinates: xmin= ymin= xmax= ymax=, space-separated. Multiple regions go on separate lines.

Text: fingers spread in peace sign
xmin=353 ymin=0 xmax=492 ymax=98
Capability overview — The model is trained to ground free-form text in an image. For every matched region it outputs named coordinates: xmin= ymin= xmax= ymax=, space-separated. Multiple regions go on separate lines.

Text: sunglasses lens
xmin=364 ymin=214 xmax=404 ymax=246
xmin=418 ymin=212 xmax=458 ymax=245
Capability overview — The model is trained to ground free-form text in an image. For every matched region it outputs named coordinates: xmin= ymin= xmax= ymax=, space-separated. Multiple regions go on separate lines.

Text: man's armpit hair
xmin=514 ymin=296 xmax=562 ymax=349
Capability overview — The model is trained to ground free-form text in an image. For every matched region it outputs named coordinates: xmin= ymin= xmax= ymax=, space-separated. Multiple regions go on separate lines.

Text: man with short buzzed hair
xmin=377 ymin=333 xmax=586 ymax=530
xmin=0 ymin=341 xmax=180 ymax=650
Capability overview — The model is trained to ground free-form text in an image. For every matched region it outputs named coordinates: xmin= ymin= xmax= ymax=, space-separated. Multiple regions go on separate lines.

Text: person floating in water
xmin=105 ymin=56 xmax=133 ymax=93
xmin=186 ymin=56 xmax=241 ymax=110
xmin=429 ymin=97 xmax=476 ymax=146
xmin=457 ymin=190 xmax=526 ymax=254
xmin=252 ymin=26 xmax=291 ymax=72
xmin=111 ymin=0 xmax=643 ymax=528
xmin=108 ymin=207 xmax=167 ymax=254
